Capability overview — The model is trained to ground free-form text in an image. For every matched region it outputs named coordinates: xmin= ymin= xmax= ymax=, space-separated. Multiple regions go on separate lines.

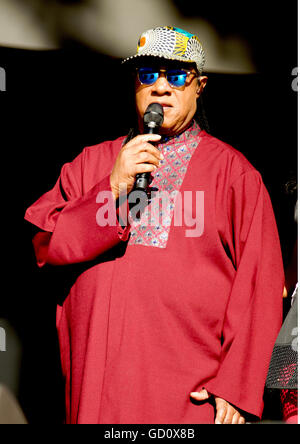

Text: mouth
xmin=148 ymin=101 xmax=172 ymax=108
xmin=160 ymin=103 xmax=172 ymax=110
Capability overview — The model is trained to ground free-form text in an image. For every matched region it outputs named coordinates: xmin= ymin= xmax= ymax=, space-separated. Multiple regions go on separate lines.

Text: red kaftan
xmin=24 ymin=127 xmax=284 ymax=424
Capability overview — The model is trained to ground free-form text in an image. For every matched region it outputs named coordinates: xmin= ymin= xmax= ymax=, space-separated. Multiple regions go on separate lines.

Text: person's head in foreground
xmin=122 ymin=26 xmax=208 ymax=137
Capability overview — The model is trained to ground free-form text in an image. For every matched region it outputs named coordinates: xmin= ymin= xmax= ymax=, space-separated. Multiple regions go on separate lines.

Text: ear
xmin=196 ymin=76 xmax=208 ymax=97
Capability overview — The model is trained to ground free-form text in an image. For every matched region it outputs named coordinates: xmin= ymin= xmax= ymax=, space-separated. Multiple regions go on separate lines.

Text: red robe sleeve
xmin=24 ymin=147 xmax=130 ymax=267
xmin=205 ymin=170 xmax=284 ymax=419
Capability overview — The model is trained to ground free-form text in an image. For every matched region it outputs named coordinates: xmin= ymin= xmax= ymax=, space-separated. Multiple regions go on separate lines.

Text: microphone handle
xmin=135 ymin=126 xmax=156 ymax=191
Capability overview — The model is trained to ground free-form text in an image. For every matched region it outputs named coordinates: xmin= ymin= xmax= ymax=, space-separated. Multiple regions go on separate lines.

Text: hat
xmin=122 ymin=26 xmax=206 ymax=74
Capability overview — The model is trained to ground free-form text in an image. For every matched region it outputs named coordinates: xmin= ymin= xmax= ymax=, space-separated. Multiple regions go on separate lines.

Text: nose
xmin=151 ymin=73 xmax=172 ymax=95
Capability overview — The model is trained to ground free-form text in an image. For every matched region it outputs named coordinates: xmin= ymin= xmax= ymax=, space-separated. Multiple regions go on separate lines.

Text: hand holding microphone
xmin=110 ymin=103 xmax=164 ymax=200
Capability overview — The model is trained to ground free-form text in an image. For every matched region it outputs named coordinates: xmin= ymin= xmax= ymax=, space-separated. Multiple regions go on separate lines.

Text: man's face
xmin=135 ymin=61 xmax=207 ymax=136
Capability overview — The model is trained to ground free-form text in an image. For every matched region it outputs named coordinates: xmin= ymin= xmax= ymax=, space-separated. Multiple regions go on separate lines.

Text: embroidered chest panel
xmin=128 ymin=122 xmax=202 ymax=249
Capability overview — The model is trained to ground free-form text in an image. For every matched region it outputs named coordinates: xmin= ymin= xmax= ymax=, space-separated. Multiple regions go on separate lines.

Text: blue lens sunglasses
xmin=137 ymin=67 xmax=198 ymax=88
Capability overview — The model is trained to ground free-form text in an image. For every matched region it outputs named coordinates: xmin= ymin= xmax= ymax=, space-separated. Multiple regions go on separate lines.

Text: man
xmin=24 ymin=26 xmax=284 ymax=424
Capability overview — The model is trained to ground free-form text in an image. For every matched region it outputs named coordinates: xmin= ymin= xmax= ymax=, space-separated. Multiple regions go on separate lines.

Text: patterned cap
xmin=122 ymin=26 xmax=206 ymax=74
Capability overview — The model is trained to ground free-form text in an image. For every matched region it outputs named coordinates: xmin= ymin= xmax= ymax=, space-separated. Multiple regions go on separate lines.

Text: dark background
xmin=0 ymin=0 xmax=298 ymax=423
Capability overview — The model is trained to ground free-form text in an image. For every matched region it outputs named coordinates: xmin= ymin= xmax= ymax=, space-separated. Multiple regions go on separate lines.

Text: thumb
xmin=190 ymin=389 xmax=211 ymax=401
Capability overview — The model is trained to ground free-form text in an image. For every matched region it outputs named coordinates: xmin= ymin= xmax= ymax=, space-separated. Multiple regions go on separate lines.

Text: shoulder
xmin=82 ymin=135 xmax=126 ymax=164
xmin=70 ymin=135 xmax=126 ymax=177
xmin=63 ymin=135 xmax=126 ymax=172
xmin=199 ymin=131 xmax=258 ymax=183
xmin=59 ymin=135 xmax=126 ymax=193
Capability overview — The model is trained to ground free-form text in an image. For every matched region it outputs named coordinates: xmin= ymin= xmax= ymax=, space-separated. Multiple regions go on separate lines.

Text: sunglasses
xmin=137 ymin=67 xmax=198 ymax=88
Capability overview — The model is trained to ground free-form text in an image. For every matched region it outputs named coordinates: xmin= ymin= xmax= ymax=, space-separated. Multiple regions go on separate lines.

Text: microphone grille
xmin=143 ymin=103 xmax=164 ymax=128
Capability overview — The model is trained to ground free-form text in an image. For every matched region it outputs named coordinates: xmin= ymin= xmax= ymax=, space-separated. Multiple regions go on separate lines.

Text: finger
xmin=238 ymin=416 xmax=246 ymax=424
xmin=130 ymin=134 xmax=162 ymax=147
xmin=231 ymin=412 xmax=240 ymax=424
xmin=133 ymin=143 xmax=163 ymax=161
xmin=215 ymin=398 xmax=227 ymax=424
xmin=134 ymin=163 xmax=158 ymax=175
xmin=190 ymin=389 xmax=210 ymax=401
xmin=135 ymin=151 xmax=161 ymax=167
xmin=223 ymin=406 xmax=236 ymax=424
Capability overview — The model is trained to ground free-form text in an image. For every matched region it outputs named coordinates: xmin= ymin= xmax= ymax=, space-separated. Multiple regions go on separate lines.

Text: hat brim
xmin=122 ymin=53 xmax=200 ymax=73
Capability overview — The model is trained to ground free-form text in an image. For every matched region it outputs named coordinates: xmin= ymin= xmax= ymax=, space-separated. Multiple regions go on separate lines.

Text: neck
xmin=160 ymin=120 xmax=194 ymax=139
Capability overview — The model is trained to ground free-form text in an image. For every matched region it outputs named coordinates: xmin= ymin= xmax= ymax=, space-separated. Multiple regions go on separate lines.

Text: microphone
xmin=135 ymin=103 xmax=164 ymax=191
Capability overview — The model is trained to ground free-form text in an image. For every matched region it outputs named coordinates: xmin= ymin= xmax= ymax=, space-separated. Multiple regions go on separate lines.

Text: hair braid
xmin=195 ymin=95 xmax=210 ymax=134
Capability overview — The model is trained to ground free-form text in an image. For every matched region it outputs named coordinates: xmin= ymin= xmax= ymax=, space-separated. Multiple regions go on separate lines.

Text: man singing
xmin=24 ymin=26 xmax=284 ymax=424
